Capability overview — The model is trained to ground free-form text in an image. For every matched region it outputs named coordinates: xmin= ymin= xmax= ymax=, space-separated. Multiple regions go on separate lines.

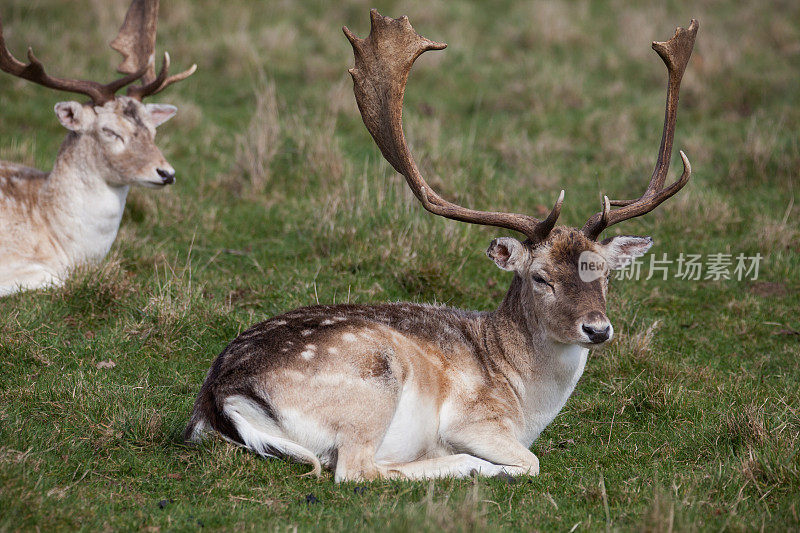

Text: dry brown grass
xmin=417 ymin=479 xmax=490 ymax=533
xmin=232 ymin=77 xmax=280 ymax=195
xmin=641 ymin=481 xmax=684 ymax=533
xmin=618 ymin=320 xmax=662 ymax=360
xmin=615 ymin=5 xmax=670 ymax=62
xmin=752 ymin=207 xmax=799 ymax=253
xmin=287 ymin=110 xmax=345 ymax=187
xmin=661 ymin=186 xmax=741 ymax=235
xmin=87 ymin=0 xmax=128 ymax=40
xmin=724 ymin=404 xmax=769 ymax=448
xmin=165 ymin=97 xmax=203 ymax=132
xmin=0 ymin=138 xmax=38 ymax=168
xmin=136 ymin=258 xmax=215 ymax=330
xmin=224 ymin=75 xmax=346 ymax=198
xmin=727 ymin=113 xmax=797 ymax=184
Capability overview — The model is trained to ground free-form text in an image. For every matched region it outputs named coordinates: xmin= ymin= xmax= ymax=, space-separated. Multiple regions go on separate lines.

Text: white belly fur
xmin=374 ymin=380 xmax=443 ymax=464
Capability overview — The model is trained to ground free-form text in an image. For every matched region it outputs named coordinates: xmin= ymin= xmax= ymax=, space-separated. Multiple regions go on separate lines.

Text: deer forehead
xmin=94 ymin=98 xmax=154 ymax=134
xmin=529 ymin=229 xmax=605 ymax=275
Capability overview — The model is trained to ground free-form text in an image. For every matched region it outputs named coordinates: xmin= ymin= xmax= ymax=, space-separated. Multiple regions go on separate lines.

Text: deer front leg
xmin=0 ymin=264 xmax=61 ymax=296
xmin=376 ymin=453 xmax=510 ymax=480
xmin=374 ymin=426 xmax=539 ymax=480
xmin=446 ymin=425 xmax=540 ymax=477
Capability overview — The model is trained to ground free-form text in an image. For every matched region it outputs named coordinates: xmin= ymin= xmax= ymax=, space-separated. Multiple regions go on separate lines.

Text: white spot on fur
xmin=342 ymin=333 xmax=357 ymax=342
xmin=301 ymin=329 xmax=314 ymax=336
xmin=300 ymin=343 xmax=317 ymax=360
xmin=328 ymin=347 xmax=338 ymax=355
xmin=320 ymin=319 xmax=335 ymax=326
xmin=273 ymin=320 xmax=287 ymax=326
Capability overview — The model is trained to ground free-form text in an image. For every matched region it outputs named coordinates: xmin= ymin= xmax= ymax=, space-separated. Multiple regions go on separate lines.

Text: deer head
xmin=345 ymin=11 xmax=697 ymax=346
xmin=0 ymin=0 xmax=196 ymax=188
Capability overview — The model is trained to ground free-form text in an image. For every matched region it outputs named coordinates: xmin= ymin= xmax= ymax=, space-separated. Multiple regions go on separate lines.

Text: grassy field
xmin=1 ymin=0 xmax=799 ymax=530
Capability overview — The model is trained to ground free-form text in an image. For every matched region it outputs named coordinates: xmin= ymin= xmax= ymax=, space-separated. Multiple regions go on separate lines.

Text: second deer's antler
xmin=111 ymin=0 xmax=196 ymax=101
xmin=344 ymin=9 xmax=564 ymax=244
xmin=0 ymin=0 xmax=194 ymax=105
xmin=0 ymin=15 xmax=147 ymax=105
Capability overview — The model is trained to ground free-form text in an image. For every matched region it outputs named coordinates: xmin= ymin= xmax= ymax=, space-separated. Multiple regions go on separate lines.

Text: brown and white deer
xmin=184 ymin=11 xmax=698 ymax=482
xmin=0 ymin=0 xmax=195 ymax=296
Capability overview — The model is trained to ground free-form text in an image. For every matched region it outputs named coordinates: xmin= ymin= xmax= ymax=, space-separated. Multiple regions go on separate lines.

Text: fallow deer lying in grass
xmin=0 ymin=0 xmax=195 ymax=296
xmin=185 ymin=11 xmax=698 ymax=482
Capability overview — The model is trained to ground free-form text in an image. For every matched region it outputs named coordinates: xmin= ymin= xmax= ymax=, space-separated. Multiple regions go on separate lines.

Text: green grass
xmin=1 ymin=0 xmax=799 ymax=530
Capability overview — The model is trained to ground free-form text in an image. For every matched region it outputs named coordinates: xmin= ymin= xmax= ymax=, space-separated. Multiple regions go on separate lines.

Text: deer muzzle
xmin=580 ymin=312 xmax=613 ymax=344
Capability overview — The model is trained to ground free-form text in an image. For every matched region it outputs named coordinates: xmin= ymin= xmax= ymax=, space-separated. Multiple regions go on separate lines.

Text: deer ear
xmin=600 ymin=235 xmax=653 ymax=270
xmin=487 ymin=237 xmax=527 ymax=272
xmin=144 ymin=104 xmax=177 ymax=127
xmin=54 ymin=102 xmax=92 ymax=132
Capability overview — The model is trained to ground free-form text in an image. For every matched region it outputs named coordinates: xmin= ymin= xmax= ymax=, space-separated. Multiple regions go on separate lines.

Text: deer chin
xmin=136 ymin=176 xmax=174 ymax=189
xmin=557 ymin=339 xmax=607 ymax=350
xmin=140 ymin=182 xmax=170 ymax=189
xmin=579 ymin=340 xmax=609 ymax=350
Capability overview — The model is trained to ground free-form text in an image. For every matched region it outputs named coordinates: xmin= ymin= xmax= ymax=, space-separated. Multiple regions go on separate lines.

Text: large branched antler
xmin=0 ymin=0 xmax=194 ymax=105
xmin=582 ymin=20 xmax=698 ymax=240
xmin=344 ymin=10 xmax=564 ymax=244
xmin=0 ymin=15 xmax=147 ymax=105
xmin=110 ymin=0 xmax=196 ymax=101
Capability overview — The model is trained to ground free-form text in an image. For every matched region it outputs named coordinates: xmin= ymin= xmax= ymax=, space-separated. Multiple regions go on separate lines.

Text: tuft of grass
xmin=232 ymin=76 xmax=281 ymax=195
xmin=53 ymin=254 xmax=136 ymax=321
xmin=723 ymin=404 xmax=768 ymax=451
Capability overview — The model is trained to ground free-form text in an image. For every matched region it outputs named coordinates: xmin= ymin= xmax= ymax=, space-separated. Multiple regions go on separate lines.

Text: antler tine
xmin=127 ymin=52 xmax=197 ymax=100
xmin=345 ymin=9 xmax=563 ymax=243
xmin=1 ymin=11 xmax=149 ymax=104
xmin=582 ymin=19 xmax=698 ymax=240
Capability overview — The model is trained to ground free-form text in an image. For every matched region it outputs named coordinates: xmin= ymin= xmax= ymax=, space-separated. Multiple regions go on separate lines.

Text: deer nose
xmin=157 ymin=167 xmax=175 ymax=185
xmin=582 ymin=323 xmax=612 ymax=344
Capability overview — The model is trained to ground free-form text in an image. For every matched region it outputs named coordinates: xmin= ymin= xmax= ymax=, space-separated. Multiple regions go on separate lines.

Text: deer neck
xmin=42 ymin=133 xmax=130 ymax=265
xmin=487 ymin=275 xmax=588 ymax=444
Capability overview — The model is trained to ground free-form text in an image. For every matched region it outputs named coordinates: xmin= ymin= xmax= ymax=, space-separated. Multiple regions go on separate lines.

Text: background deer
xmin=184 ymin=10 xmax=697 ymax=482
xmin=0 ymin=0 xmax=195 ymax=296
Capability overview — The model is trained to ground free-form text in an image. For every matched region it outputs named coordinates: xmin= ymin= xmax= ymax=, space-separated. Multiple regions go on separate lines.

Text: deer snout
xmin=156 ymin=165 xmax=175 ymax=185
xmin=580 ymin=312 xmax=613 ymax=344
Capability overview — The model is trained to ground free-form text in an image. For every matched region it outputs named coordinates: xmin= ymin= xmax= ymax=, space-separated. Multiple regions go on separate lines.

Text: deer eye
xmin=102 ymin=128 xmax=123 ymax=142
xmin=531 ymin=274 xmax=548 ymax=284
